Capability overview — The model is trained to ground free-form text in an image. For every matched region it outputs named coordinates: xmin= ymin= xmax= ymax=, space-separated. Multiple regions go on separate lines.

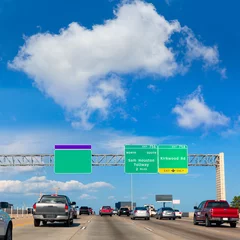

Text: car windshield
xmin=40 ymin=196 xmax=66 ymax=204
xmin=163 ymin=208 xmax=173 ymax=211
xmin=206 ymin=202 xmax=229 ymax=208
xmin=135 ymin=207 xmax=147 ymax=210
xmin=102 ymin=206 xmax=111 ymax=209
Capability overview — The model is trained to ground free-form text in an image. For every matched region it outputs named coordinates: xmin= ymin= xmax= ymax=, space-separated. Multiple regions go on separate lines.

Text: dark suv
xmin=80 ymin=206 xmax=89 ymax=215
xmin=118 ymin=207 xmax=130 ymax=216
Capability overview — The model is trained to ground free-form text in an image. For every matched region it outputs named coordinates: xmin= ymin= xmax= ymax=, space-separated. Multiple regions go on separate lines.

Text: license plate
xmin=46 ymin=215 xmax=55 ymax=218
xmin=223 ymin=218 xmax=228 ymax=220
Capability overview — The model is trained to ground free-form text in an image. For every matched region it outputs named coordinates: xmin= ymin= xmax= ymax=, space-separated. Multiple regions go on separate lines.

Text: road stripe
xmin=144 ymin=227 xmax=153 ymax=232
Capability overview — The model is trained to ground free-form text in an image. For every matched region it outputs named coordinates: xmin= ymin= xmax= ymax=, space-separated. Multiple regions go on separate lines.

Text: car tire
xmin=179 ymin=217 xmax=181 ymax=219
xmin=110 ymin=215 xmax=112 ymax=217
xmin=132 ymin=217 xmax=135 ymax=220
xmin=34 ymin=219 xmax=40 ymax=227
xmin=42 ymin=221 xmax=47 ymax=226
xmin=65 ymin=219 xmax=71 ymax=227
xmin=147 ymin=218 xmax=150 ymax=220
xmin=205 ymin=216 xmax=211 ymax=227
xmin=70 ymin=219 xmax=73 ymax=226
xmin=230 ymin=222 xmax=237 ymax=228
xmin=100 ymin=214 xmax=102 ymax=217
xmin=4 ymin=224 xmax=12 ymax=240
xmin=193 ymin=215 xmax=198 ymax=225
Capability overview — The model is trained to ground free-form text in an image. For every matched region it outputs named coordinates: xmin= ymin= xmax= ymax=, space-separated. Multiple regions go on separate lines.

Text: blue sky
xmin=0 ymin=0 xmax=240 ymax=212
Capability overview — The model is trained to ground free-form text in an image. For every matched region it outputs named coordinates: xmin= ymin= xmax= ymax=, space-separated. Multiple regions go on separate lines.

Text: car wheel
xmin=179 ymin=217 xmax=181 ymax=219
xmin=42 ymin=221 xmax=47 ymax=226
xmin=132 ymin=217 xmax=135 ymax=220
xmin=193 ymin=215 xmax=198 ymax=225
xmin=230 ymin=222 xmax=237 ymax=228
xmin=70 ymin=219 xmax=73 ymax=225
xmin=4 ymin=224 xmax=12 ymax=240
xmin=34 ymin=219 xmax=40 ymax=227
xmin=100 ymin=214 xmax=102 ymax=217
xmin=65 ymin=219 xmax=71 ymax=227
xmin=173 ymin=218 xmax=176 ymax=220
xmin=110 ymin=215 xmax=112 ymax=217
xmin=205 ymin=216 xmax=211 ymax=227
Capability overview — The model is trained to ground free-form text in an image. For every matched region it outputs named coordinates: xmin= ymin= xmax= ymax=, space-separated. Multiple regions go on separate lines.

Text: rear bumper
xmin=33 ymin=214 xmax=69 ymax=221
xmin=80 ymin=211 xmax=89 ymax=214
xmin=133 ymin=214 xmax=149 ymax=218
xmin=162 ymin=215 xmax=175 ymax=218
xmin=210 ymin=217 xmax=239 ymax=222
xmin=101 ymin=212 xmax=112 ymax=215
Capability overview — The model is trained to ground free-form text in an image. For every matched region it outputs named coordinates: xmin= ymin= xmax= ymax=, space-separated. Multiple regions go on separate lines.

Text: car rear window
xmin=135 ymin=207 xmax=147 ymax=210
xmin=174 ymin=209 xmax=179 ymax=212
xmin=163 ymin=207 xmax=173 ymax=211
xmin=40 ymin=196 xmax=66 ymax=204
xmin=102 ymin=206 xmax=111 ymax=209
xmin=206 ymin=202 xmax=229 ymax=208
xmin=121 ymin=208 xmax=129 ymax=210
xmin=80 ymin=206 xmax=89 ymax=209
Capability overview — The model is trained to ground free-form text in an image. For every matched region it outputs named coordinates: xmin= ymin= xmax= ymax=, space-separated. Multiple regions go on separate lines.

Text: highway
xmin=13 ymin=215 xmax=240 ymax=240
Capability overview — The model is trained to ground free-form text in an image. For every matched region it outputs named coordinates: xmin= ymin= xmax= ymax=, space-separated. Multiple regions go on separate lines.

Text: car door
xmin=195 ymin=202 xmax=205 ymax=221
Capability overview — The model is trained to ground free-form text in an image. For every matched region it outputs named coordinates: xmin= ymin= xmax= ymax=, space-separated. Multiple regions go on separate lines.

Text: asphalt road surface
xmin=13 ymin=215 xmax=240 ymax=240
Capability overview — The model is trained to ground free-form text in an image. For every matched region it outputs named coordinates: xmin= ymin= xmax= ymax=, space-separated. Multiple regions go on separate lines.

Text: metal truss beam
xmin=0 ymin=154 xmax=219 ymax=167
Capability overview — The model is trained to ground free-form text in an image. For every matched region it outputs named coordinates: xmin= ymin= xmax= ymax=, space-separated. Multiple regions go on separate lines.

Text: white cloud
xmin=139 ymin=196 xmax=148 ymax=200
xmin=8 ymin=1 xmax=223 ymax=129
xmin=172 ymin=86 xmax=230 ymax=129
xmin=79 ymin=194 xmax=97 ymax=200
xmin=108 ymin=196 xmax=116 ymax=200
xmin=221 ymin=116 xmax=240 ymax=137
xmin=147 ymin=84 xmax=159 ymax=92
xmin=0 ymin=128 xmax=171 ymax=155
xmin=0 ymin=176 xmax=113 ymax=194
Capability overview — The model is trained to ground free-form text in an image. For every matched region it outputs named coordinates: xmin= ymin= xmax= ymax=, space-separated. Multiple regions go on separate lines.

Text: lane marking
xmin=144 ymin=227 xmax=153 ymax=232
xmin=81 ymin=226 xmax=86 ymax=230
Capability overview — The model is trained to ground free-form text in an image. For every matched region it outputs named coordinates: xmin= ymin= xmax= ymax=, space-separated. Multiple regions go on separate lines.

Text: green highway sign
xmin=124 ymin=145 xmax=158 ymax=174
xmin=158 ymin=145 xmax=188 ymax=174
xmin=54 ymin=145 xmax=92 ymax=174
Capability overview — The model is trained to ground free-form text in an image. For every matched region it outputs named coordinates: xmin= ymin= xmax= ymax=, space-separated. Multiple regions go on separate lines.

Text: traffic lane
xmin=124 ymin=217 xmax=240 ymax=240
xmin=13 ymin=215 xmax=93 ymax=240
xmin=71 ymin=215 xmax=163 ymax=240
xmin=179 ymin=217 xmax=240 ymax=225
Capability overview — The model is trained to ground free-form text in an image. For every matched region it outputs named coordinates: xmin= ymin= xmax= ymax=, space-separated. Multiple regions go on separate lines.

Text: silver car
xmin=156 ymin=207 xmax=176 ymax=220
xmin=131 ymin=207 xmax=150 ymax=220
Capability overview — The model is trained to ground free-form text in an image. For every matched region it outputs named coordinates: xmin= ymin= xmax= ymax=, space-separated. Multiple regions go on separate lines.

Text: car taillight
xmin=134 ymin=210 xmax=138 ymax=213
xmin=65 ymin=204 xmax=68 ymax=212
xmin=33 ymin=203 xmax=36 ymax=212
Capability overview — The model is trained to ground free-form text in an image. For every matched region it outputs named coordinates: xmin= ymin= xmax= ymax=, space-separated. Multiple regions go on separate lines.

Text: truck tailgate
xmin=36 ymin=203 xmax=66 ymax=215
xmin=212 ymin=208 xmax=239 ymax=218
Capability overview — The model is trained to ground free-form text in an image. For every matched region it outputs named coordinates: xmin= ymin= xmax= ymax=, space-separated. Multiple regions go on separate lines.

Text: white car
xmin=0 ymin=202 xmax=12 ymax=240
xmin=174 ymin=209 xmax=182 ymax=219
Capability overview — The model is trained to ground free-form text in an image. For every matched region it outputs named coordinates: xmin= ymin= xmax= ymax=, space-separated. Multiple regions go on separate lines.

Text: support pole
xmin=216 ymin=152 xmax=226 ymax=200
xmin=131 ymin=174 xmax=133 ymax=211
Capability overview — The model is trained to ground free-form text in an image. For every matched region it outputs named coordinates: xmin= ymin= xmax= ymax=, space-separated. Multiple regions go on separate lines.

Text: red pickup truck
xmin=193 ymin=200 xmax=239 ymax=227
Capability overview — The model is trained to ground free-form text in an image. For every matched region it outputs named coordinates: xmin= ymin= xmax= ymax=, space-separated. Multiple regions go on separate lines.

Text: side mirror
xmin=194 ymin=206 xmax=198 ymax=210
xmin=71 ymin=202 xmax=76 ymax=205
xmin=0 ymin=202 xmax=9 ymax=209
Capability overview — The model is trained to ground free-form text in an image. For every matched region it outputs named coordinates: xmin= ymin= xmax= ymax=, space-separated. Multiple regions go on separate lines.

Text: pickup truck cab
xmin=193 ymin=200 xmax=239 ymax=227
xmin=33 ymin=194 xmax=75 ymax=227
xmin=0 ymin=202 xmax=12 ymax=240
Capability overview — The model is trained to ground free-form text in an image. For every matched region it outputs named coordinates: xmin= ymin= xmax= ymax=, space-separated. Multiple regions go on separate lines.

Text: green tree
xmin=230 ymin=196 xmax=240 ymax=210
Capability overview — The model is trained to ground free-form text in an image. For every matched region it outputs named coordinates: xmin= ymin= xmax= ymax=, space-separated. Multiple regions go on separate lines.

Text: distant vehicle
xmin=174 ymin=209 xmax=182 ymax=219
xmin=100 ymin=206 xmax=113 ymax=217
xmin=88 ymin=208 xmax=93 ymax=215
xmin=156 ymin=207 xmax=176 ymax=220
xmin=27 ymin=207 xmax=33 ymax=214
xmin=144 ymin=204 xmax=156 ymax=217
xmin=112 ymin=209 xmax=118 ymax=215
xmin=32 ymin=194 xmax=75 ymax=227
xmin=0 ymin=202 xmax=12 ymax=240
xmin=118 ymin=207 xmax=130 ymax=216
xmin=193 ymin=200 xmax=239 ymax=227
xmin=72 ymin=206 xmax=79 ymax=219
xmin=131 ymin=207 xmax=150 ymax=220
xmin=80 ymin=206 xmax=90 ymax=215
